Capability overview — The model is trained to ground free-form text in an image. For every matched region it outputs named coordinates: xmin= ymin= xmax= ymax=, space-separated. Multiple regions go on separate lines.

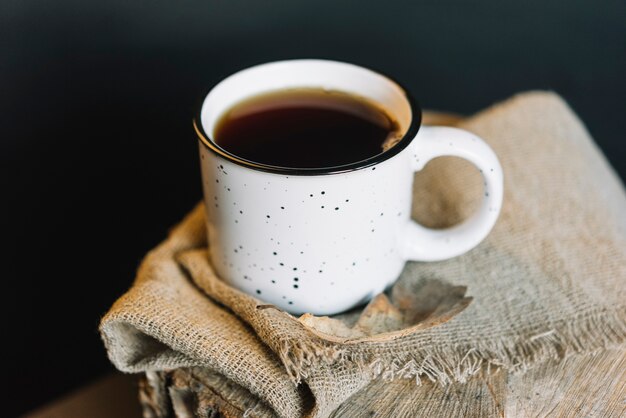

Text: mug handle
xmin=402 ymin=126 xmax=503 ymax=261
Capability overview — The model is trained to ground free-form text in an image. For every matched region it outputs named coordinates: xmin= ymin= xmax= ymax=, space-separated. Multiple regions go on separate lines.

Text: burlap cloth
xmin=100 ymin=91 xmax=626 ymax=418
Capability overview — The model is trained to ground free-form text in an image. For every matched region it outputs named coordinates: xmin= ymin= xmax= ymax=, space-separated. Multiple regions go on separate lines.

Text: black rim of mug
xmin=193 ymin=63 xmax=422 ymax=176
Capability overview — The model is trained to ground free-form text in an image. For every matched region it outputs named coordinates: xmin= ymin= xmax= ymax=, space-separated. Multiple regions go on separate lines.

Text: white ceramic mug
xmin=195 ymin=60 xmax=503 ymax=315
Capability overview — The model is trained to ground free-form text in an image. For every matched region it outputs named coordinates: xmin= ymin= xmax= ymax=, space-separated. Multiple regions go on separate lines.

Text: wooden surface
xmin=23 ymin=373 xmax=142 ymax=418
xmin=333 ymin=348 xmax=626 ymax=417
xmin=138 ymin=349 xmax=626 ymax=417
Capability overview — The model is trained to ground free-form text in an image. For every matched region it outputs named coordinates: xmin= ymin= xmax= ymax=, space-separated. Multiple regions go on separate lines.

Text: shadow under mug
xmin=194 ymin=59 xmax=503 ymax=315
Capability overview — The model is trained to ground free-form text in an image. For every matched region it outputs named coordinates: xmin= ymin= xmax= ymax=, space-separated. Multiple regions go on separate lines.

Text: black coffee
xmin=213 ymin=88 xmax=401 ymax=168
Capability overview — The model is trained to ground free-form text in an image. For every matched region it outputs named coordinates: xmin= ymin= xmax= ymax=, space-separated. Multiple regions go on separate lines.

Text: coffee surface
xmin=213 ymin=89 xmax=400 ymax=168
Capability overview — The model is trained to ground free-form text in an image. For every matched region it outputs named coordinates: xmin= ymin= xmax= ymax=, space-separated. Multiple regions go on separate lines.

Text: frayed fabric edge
xmin=277 ymin=307 xmax=626 ymax=386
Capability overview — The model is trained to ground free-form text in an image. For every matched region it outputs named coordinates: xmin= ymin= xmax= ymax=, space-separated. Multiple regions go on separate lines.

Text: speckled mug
xmin=194 ymin=60 xmax=503 ymax=315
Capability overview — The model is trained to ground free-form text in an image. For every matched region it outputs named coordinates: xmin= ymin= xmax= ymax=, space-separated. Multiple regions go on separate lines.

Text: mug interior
xmin=197 ymin=59 xmax=420 ymax=174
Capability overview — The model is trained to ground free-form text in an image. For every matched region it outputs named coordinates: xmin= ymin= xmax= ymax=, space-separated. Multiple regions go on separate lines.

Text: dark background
xmin=2 ymin=1 xmax=625 ymax=416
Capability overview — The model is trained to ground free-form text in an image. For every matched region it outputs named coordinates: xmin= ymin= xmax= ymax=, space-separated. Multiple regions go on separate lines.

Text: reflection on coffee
xmin=214 ymin=88 xmax=401 ymax=168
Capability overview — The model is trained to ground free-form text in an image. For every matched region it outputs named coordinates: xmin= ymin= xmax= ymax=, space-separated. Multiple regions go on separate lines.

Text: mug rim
xmin=194 ymin=59 xmax=422 ymax=176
